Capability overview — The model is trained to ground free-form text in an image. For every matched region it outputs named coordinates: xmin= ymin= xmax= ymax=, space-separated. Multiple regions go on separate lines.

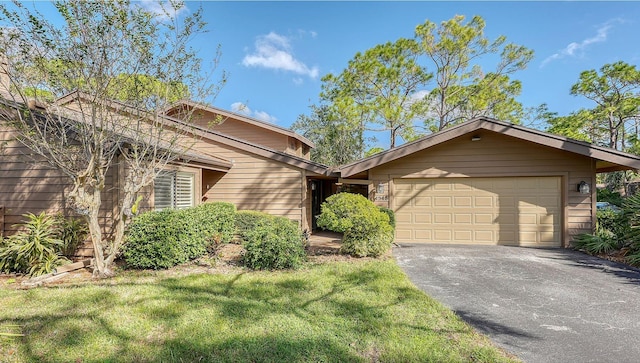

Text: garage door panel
xmin=454 ymin=214 xmax=472 ymax=224
xmin=394 ymin=177 xmax=561 ymax=247
xmin=433 ymin=213 xmax=452 ymax=224
xmin=414 ymin=213 xmax=432 ymax=224
xmin=396 ymin=213 xmax=411 ymax=223
xmin=474 ymin=197 xmax=494 ymax=207
xmin=474 ymin=213 xmax=494 ymax=224
xmin=454 ymin=196 xmax=473 ymax=207
xmin=434 ymin=197 xmax=452 ymax=207
xmin=434 ymin=230 xmax=452 ymax=241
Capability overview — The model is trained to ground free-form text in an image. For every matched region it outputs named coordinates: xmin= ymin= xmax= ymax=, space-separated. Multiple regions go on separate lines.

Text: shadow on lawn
xmin=1 ymin=263 xmax=480 ymax=363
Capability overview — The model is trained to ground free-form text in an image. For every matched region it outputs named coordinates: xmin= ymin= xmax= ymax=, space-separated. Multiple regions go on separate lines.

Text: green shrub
xmin=317 ymin=193 xmax=386 ymax=232
xmin=242 ymin=215 xmax=306 ymax=270
xmin=122 ymin=209 xmax=189 ymax=269
xmin=55 ymin=215 xmax=89 ymax=259
xmin=378 ymin=206 xmax=396 ymax=229
xmin=597 ymin=188 xmax=624 ymax=207
xmin=342 ymin=213 xmax=394 ymax=258
xmin=573 ymin=232 xmax=619 ymax=255
xmin=123 ymin=203 xmax=238 ymax=269
xmin=181 ymin=202 xmax=236 ymax=247
xmin=0 ymin=212 xmax=68 ymax=276
xmin=235 ymin=210 xmax=275 ymax=240
xmin=318 ymin=193 xmax=393 ymax=258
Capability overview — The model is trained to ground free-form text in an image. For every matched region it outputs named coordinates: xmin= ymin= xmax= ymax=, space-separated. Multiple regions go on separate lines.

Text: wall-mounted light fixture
xmin=577 ymin=181 xmax=590 ymax=194
xmin=471 ymin=135 xmax=482 ymax=141
xmin=311 ymin=181 xmax=316 ymax=191
xmin=377 ymin=183 xmax=384 ymax=194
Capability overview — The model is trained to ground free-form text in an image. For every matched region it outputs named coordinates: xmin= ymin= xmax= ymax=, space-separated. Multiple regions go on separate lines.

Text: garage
xmin=393 ymin=177 xmax=561 ymax=247
xmin=338 ymin=117 xmax=640 ymax=248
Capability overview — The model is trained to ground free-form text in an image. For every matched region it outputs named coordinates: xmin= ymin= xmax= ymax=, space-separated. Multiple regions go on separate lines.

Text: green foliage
xmin=317 ymin=193 xmax=394 ymax=257
xmin=573 ymin=232 xmax=619 ymax=255
xmin=123 ymin=203 xmax=238 ymax=270
xmin=573 ymin=208 xmax=629 ymax=256
xmin=54 ymin=215 xmax=89 ymax=259
xmin=623 ymin=193 xmax=640 ymax=264
xmin=123 ymin=209 xmax=189 ymax=270
xmin=291 ymin=104 xmax=367 ymax=166
xmin=415 ymin=15 xmax=533 ymax=131
xmin=597 ymin=188 xmax=624 ymax=207
xmin=365 ymin=147 xmax=385 ymax=157
xmin=342 ymin=214 xmax=394 ymax=258
xmin=378 ymin=206 xmax=396 ymax=228
xmin=0 ymin=212 xmax=68 ymax=276
xmin=548 ymin=61 xmax=640 ymax=151
xmin=242 ymin=215 xmax=306 ymax=270
xmin=317 ymin=193 xmax=381 ymax=233
xmin=235 ymin=210 xmax=275 ymax=240
xmin=321 ymin=39 xmax=431 ymax=148
xmin=181 ymin=202 xmax=237 ymax=246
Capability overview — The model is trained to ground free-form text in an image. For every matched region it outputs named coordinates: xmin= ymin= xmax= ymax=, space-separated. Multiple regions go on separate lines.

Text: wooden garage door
xmin=394 ymin=177 xmax=561 ymax=247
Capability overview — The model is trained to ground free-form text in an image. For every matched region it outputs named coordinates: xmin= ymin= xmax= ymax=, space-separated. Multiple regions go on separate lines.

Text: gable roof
xmin=339 ymin=117 xmax=640 ymax=177
xmin=50 ymin=92 xmax=330 ymax=175
xmin=165 ymin=100 xmax=315 ymax=149
xmin=161 ymin=113 xmax=331 ymax=176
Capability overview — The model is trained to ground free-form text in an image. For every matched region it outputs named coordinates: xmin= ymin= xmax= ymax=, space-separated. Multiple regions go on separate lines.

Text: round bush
xmin=242 ymin=215 xmax=306 ymax=270
xmin=378 ymin=206 xmax=396 ymax=229
xmin=317 ymin=193 xmax=394 ymax=257
xmin=342 ymin=212 xmax=394 ymax=257
xmin=317 ymin=193 xmax=385 ymax=232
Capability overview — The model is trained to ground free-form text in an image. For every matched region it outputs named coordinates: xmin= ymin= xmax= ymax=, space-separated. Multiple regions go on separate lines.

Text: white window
xmin=154 ymin=171 xmax=195 ymax=210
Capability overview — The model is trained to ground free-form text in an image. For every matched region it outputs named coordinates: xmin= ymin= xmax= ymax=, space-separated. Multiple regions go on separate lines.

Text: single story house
xmin=2 ymin=80 xmax=640 ymax=251
xmin=337 ymin=117 xmax=640 ymax=248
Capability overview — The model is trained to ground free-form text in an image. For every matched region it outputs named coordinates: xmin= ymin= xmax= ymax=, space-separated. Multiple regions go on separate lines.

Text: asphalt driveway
xmin=393 ymin=244 xmax=640 ymax=363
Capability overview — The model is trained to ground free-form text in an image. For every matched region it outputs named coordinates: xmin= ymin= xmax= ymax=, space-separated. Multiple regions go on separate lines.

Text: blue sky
xmin=16 ymin=1 xmax=640 ymax=148
xmin=183 ymin=1 xmax=640 ymax=147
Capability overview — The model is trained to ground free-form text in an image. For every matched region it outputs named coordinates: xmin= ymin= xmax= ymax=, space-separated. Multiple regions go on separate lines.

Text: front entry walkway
xmin=307 ymin=231 xmax=342 ymax=254
xmin=393 ymin=244 xmax=640 ymax=363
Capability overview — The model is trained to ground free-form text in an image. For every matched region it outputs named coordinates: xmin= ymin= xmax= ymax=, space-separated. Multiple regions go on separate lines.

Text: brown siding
xmin=182 ymin=110 xmax=291 ymax=153
xmin=0 ymin=125 xmax=117 ymax=257
xmin=194 ymin=139 xmax=304 ymax=224
xmin=368 ymin=131 xmax=594 ymax=246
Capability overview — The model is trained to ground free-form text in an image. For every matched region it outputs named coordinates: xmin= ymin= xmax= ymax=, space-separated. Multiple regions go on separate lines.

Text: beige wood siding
xmin=0 ymin=125 xmax=117 ymax=257
xmin=369 ymin=131 xmax=595 ymax=246
xmin=183 ymin=110 xmax=291 ymax=153
xmin=394 ymin=177 xmax=561 ymax=247
xmin=194 ymin=139 xmax=304 ymax=224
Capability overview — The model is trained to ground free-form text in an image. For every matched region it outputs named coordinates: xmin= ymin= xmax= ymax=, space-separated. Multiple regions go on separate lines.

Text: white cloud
xmin=139 ymin=0 xmax=188 ymax=21
xmin=410 ymin=90 xmax=430 ymax=103
xmin=231 ymin=102 xmax=277 ymax=123
xmin=541 ymin=19 xmax=623 ymax=67
xmin=242 ymin=31 xmax=319 ymax=78
xmin=292 ymin=77 xmax=304 ymax=86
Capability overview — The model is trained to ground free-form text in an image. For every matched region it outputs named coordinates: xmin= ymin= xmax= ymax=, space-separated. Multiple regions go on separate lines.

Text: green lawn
xmin=0 ymin=260 xmax=517 ymax=362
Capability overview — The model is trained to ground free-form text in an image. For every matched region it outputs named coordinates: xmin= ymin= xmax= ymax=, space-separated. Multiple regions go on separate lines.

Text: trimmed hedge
xmin=235 ymin=210 xmax=275 ymax=240
xmin=122 ymin=202 xmax=237 ymax=270
xmin=181 ymin=202 xmax=237 ymax=245
xmin=123 ymin=209 xmax=189 ymax=269
xmin=317 ymin=193 xmax=394 ymax=257
xmin=242 ymin=213 xmax=306 ymax=270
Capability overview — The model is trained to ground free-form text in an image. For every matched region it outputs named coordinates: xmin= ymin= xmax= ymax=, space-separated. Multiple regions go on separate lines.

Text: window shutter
xmin=154 ymin=171 xmax=175 ymax=210
xmin=154 ymin=170 xmax=195 ymax=210
xmin=174 ymin=172 xmax=194 ymax=209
